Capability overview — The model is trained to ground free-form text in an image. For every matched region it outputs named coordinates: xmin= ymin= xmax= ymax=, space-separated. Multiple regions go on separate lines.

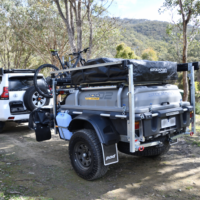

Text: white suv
xmin=0 ymin=68 xmax=50 ymax=132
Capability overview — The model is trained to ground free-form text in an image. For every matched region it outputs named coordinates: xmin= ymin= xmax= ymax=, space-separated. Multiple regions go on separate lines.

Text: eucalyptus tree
xmin=0 ymin=0 xmax=121 ymax=69
xmin=160 ymin=0 xmax=200 ymax=101
xmin=9 ymin=0 xmax=70 ymax=67
xmin=0 ymin=0 xmax=35 ymax=69
xmin=53 ymin=0 xmax=119 ymax=59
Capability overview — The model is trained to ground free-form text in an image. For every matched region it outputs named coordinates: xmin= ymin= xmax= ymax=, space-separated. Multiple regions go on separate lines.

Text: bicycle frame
xmin=69 ymin=53 xmax=85 ymax=68
xmin=55 ymin=49 xmax=88 ymax=69
xmin=54 ymin=53 xmax=65 ymax=70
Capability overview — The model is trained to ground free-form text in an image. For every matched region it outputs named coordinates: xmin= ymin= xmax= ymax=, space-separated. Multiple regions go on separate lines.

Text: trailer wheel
xmin=69 ymin=129 xmax=108 ymax=180
xmin=118 ymin=136 xmax=170 ymax=157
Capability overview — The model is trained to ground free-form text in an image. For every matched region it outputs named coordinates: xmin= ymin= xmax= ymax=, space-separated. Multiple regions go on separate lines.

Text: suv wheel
xmin=24 ymin=86 xmax=50 ymax=111
xmin=69 ymin=129 xmax=108 ymax=180
xmin=0 ymin=122 xmax=5 ymax=133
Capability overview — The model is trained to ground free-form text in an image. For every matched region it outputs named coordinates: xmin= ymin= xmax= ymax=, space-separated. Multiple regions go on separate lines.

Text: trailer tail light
xmin=135 ymin=122 xmax=139 ymax=130
xmin=1 ymin=87 xmax=9 ymax=99
xmin=190 ymin=111 xmax=193 ymax=118
xmin=59 ymin=91 xmax=65 ymax=95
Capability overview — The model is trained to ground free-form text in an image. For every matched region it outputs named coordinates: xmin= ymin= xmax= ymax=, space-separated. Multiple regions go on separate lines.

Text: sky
xmin=108 ymin=0 xmax=179 ymax=22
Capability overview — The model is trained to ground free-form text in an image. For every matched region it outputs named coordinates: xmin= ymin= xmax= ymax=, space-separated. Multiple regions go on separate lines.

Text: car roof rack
xmin=0 ymin=68 xmax=36 ymax=75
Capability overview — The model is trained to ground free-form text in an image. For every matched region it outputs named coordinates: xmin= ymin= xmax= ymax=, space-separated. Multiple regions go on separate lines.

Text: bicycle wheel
xmin=34 ymin=64 xmax=59 ymax=98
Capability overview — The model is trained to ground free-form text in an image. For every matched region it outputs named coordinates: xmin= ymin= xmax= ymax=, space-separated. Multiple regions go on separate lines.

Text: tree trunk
xmin=87 ymin=1 xmax=93 ymax=60
xmin=54 ymin=0 xmax=76 ymax=52
xmin=77 ymin=0 xmax=82 ymax=52
xmin=64 ymin=0 xmax=76 ymax=52
xmin=182 ymin=22 xmax=189 ymax=101
xmin=70 ymin=3 xmax=75 ymax=40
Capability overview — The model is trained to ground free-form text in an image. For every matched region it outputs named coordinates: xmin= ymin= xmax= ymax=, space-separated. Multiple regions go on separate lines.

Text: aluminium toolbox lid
xmin=71 ymin=58 xmax=178 ymax=85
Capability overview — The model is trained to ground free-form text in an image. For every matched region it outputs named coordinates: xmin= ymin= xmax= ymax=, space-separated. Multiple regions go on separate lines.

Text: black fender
xmin=68 ymin=114 xmax=120 ymax=145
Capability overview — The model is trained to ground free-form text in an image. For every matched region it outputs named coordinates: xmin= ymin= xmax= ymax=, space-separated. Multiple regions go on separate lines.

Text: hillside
xmin=120 ymin=18 xmax=170 ymax=41
xmin=118 ymin=18 xmax=200 ymax=62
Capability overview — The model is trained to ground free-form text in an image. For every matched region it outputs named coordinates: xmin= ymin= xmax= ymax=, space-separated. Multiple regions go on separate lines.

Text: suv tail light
xmin=1 ymin=87 xmax=9 ymax=99
xmin=190 ymin=111 xmax=193 ymax=118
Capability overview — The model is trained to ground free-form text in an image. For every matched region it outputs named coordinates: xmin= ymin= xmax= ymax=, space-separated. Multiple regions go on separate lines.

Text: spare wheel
xmin=24 ymin=86 xmax=50 ymax=111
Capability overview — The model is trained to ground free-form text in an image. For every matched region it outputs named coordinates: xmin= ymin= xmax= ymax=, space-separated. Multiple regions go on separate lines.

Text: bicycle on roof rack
xmin=33 ymin=48 xmax=89 ymax=98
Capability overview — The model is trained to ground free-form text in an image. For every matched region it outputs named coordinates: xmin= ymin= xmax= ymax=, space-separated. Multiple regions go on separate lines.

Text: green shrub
xmin=196 ymin=102 xmax=200 ymax=114
xmin=115 ymin=43 xmax=137 ymax=59
xmin=195 ymin=82 xmax=200 ymax=93
xmin=141 ymin=48 xmax=158 ymax=61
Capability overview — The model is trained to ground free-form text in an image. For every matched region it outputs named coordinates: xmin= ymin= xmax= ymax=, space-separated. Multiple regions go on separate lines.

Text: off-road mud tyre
xmin=69 ymin=129 xmax=108 ymax=180
xmin=24 ymin=86 xmax=50 ymax=111
xmin=118 ymin=136 xmax=170 ymax=157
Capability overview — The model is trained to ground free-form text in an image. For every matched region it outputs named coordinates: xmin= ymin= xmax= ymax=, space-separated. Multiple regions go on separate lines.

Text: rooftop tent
xmin=71 ymin=58 xmax=178 ymax=85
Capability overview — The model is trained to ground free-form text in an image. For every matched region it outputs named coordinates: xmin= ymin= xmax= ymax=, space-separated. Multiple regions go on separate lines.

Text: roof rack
xmin=0 ymin=68 xmax=36 ymax=75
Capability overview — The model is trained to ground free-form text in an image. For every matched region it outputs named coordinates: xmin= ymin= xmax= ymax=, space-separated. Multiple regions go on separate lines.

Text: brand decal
xmin=150 ymin=68 xmax=167 ymax=73
xmin=166 ymin=111 xmax=179 ymax=116
xmin=106 ymin=154 xmax=116 ymax=161
xmin=85 ymin=92 xmax=113 ymax=100
xmin=148 ymin=91 xmax=174 ymax=97
xmin=89 ymin=94 xmax=100 ymax=97
xmin=85 ymin=97 xmax=99 ymax=100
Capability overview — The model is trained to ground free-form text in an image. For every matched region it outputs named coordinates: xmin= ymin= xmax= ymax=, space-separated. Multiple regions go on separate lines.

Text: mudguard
xmin=68 ymin=114 xmax=120 ymax=145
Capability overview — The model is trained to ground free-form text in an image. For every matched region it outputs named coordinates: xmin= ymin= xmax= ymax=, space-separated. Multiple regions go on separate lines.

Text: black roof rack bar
xmin=49 ymin=60 xmax=199 ymax=74
xmin=177 ymin=62 xmax=199 ymax=71
xmin=50 ymin=61 xmax=123 ymax=74
xmin=0 ymin=68 xmax=36 ymax=75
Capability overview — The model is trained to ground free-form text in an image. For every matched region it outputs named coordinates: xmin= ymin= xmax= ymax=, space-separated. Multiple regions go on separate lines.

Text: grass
xmin=184 ymin=114 xmax=200 ymax=146
xmin=192 ymin=141 xmax=200 ymax=147
xmin=196 ymin=115 xmax=200 ymax=121
xmin=189 ymin=114 xmax=200 ymax=132
xmin=195 ymin=115 xmax=200 ymax=131
xmin=186 ymin=186 xmax=193 ymax=190
xmin=1 ymin=195 xmax=53 ymax=200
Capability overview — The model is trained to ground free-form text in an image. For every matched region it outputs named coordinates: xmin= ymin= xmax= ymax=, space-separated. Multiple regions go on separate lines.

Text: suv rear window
xmin=9 ymin=76 xmax=42 ymax=91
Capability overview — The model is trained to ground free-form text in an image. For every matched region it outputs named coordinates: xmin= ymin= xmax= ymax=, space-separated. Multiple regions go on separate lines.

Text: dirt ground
xmin=0 ymin=121 xmax=200 ymax=200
